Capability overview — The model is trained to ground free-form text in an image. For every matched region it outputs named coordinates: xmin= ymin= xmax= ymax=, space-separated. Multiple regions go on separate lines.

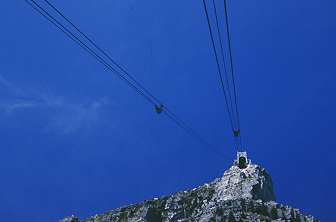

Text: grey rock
xmin=63 ymin=152 xmax=318 ymax=222
xmin=59 ymin=215 xmax=79 ymax=222
xmin=214 ymin=152 xmax=275 ymax=202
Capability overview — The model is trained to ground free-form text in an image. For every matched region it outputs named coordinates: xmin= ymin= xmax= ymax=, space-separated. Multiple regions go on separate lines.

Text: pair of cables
xmin=201 ymin=0 xmax=243 ymax=150
xmin=23 ymin=0 xmax=226 ymax=158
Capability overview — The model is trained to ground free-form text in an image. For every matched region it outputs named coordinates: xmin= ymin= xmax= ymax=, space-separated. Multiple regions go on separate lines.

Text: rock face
xmin=214 ymin=152 xmax=275 ymax=202
xmin=61 ymin=152 xmax=318 ymax=222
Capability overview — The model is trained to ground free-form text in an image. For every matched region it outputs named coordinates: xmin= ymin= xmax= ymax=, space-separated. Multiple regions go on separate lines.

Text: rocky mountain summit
xmin=61 ymin=152 xmax=318 ymax=222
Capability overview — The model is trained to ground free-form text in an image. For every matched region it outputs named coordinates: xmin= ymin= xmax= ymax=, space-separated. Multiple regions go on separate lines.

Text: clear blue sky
xmin=0 ymin=0 xmax=335 ymax=221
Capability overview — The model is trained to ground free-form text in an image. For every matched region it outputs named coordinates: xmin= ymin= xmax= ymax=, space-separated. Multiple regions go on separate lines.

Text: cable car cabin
xmin=155 ymin=105 xmax=164 ymax=114
xmin=234 ymin=151 xmax=250 ymax=169
xmin=233 ymin=130 xmax=240 ymax=137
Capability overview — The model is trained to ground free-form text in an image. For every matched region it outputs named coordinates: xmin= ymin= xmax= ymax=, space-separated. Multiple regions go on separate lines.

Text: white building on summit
xmin=234 ymin=151 xmax=251 ymax=169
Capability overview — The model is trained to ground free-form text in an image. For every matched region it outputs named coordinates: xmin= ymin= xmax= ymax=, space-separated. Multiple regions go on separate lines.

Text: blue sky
xmin=1 ymin=0 xmax=335 ymax=221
